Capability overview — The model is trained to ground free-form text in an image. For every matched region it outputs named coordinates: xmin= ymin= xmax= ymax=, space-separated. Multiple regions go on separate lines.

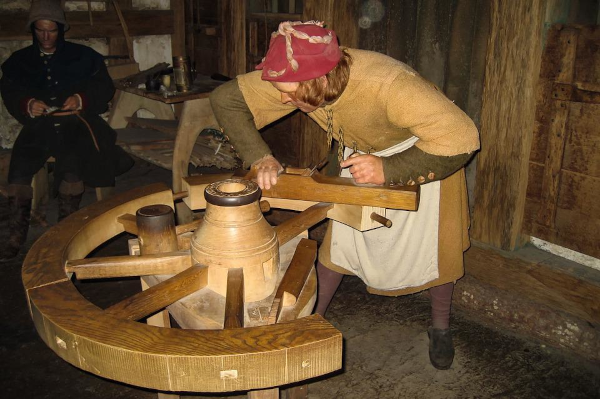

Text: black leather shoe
xmin=428 ymin=327 xmax=455 ymax=370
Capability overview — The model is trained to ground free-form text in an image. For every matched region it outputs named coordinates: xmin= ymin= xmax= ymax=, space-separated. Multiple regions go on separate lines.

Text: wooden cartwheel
xmin=22 ymin=169 xmax=419 ymax=397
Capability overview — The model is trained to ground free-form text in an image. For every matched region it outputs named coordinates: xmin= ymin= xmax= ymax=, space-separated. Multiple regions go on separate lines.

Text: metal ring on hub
xmin=204 ymin=179 xmax=261 ymax=207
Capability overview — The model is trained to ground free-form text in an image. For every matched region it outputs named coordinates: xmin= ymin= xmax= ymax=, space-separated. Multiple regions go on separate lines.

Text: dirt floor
xmin=1 ymin=158 xmax=599 ymax=399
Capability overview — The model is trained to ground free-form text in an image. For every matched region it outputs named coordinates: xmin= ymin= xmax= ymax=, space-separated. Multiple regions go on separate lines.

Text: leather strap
xmin=49 ymin=110 xmax=100 ymax=152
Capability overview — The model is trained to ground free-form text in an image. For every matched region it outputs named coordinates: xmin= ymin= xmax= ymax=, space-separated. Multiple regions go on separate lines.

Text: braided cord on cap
xmin=267 ymin=20 xmax=334 ymax=78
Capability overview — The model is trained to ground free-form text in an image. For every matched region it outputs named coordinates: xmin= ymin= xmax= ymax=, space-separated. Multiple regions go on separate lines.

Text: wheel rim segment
xmin=23 ymin=182 xmax=342 ymax=392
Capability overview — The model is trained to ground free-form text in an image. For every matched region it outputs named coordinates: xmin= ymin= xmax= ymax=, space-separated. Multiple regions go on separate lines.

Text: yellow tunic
xmin=236 ymin=48 xmax=479 ymax=296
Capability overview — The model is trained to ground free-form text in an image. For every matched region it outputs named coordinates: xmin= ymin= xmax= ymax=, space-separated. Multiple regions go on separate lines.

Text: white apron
xmin=330 ymin=136 xmax=441 ymax=291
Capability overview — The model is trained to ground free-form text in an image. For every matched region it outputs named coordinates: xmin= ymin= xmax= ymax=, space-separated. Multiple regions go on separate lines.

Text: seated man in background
xmin=0 ymin=0 xmax=132 ymax=262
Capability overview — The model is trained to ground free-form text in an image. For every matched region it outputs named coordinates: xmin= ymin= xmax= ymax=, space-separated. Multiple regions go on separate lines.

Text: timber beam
xmin=0 ymin=10 xmax=174 ymax=41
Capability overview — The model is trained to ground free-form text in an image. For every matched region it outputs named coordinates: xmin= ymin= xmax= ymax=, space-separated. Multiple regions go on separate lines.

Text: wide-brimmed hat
xmin=26 ymin=0 xmax=70 ymax=31
xmin=256 ymin=21 xmax=341 ymax=82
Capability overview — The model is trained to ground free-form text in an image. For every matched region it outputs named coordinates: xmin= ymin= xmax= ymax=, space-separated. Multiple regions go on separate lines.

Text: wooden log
xmin=224 ymin=268 xmax=245 ymax=329
xmin=105 ymin=264 xmax=208 ymax=321
xmin=274 ymin=203 xmax=333 ymax=246
xmin=66 ymin=252 xmax=192 ymax=279
xmin=471 ymin=0 xmax=545 ymax=250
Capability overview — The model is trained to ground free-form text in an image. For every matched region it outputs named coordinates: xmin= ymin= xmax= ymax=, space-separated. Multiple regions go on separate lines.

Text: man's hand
xmin=252 ymin=155 xmax=283 ymax=190
xmin=28 ymin=99 xmax=50 ymax=117
xmin=340 ymin=154 xmax=385 ymax=185
xmin=62 ymin=95 xmax=81 ymax=111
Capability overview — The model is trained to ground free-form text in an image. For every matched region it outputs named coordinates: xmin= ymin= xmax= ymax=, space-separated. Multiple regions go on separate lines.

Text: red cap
xmin=256 ymin=21 xmax=341 ymax=82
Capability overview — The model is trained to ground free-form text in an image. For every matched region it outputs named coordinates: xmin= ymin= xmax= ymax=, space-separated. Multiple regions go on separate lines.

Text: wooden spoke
xmin=118 ymin=213 xmax=203 ymax=236
xmin=177 ymin=232 xmax=193 ymax=251
xmin=117 ymin=213 xmax=137 ymax=234
xmin=175 ymin=218 xmax=203 ymax=235
xmin=274 ymin=203 xmax=334 ymax=246
xmin=269 ymin=239 xmax=317 ymax=323
xmin=224 ymin=268 xmax=245 ymax=329
xmin=66 ymin=251 xmax=191 ymax=279
xmin=105 ymin=264 xmax=208 ymax=321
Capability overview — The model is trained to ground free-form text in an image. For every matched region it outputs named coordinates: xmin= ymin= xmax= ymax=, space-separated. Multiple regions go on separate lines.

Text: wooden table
xmin=108 ymin=76 xmax=226 ymax=223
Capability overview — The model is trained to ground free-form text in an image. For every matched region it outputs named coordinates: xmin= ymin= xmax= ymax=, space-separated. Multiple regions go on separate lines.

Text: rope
xmin=50 ymin=110 xmax=100 ymax=152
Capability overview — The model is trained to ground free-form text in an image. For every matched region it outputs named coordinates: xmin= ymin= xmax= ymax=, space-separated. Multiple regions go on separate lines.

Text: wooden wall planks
xmin=523 ymin=25 xmax=600 ymax=259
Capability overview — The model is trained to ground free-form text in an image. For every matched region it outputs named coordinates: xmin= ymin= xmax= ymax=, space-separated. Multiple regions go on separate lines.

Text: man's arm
xmin=209 ymin=79 xmax=274 ymax=168
xmin=381 ymin=74 xmax=480 ymax=185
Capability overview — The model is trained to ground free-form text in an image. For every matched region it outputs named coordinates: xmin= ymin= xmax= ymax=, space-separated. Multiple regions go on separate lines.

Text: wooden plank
xmin=219 ymin=0 xmax=246 ymax=77
xmin=28 ymin=280 xmax=342 ymax=392
xmin=224 ymin=268 xmax=245 ymax=329
xmin=110 ymin=0 xmax=134 ymax=61
xmin=525 ymin=169 xmax=600 ymax=258
xmin=182 ymin=172 xmax=420 ymax=211
xmin=531 ymin=27 xmax=579 ymax=230
xmin=536 ymin=100 xmax=570 ymax=227
xmin=471 ymin=0 xmax=545 ymax=250
xmin=274 ymin=203 xmax=333 ymax=246
xmin=386 ymin=0 xmax=419 ymax=65
xmin=171 ymin=0 xmax=186 ymax=57
xmin=65 ymin=252 xmax=192 ymax=279
xmin=270 ymin=239 xmax=317 ymax=322
xmin=248 ymin=389 xmax=279 ymax=399
xmin=0 ymin=10 xmax=174 ymax=40
xmin=264 ymin=172 xmax=420 ymax=210
xmin=106 ymin=264 xmax=208 ymax=321
xmin=574 ymin=25 xmax=600 ymax=90
xmin=562 ymin=102 xmax=600 ymax=177
xmin=444 ymin=0 xmax=479 ymax=110
xmin=550 ymin=83 xmax=600 ymax=104
xmin=126 ymin=117 xmax=179 ymax=136
xmin=465 ymin=244 xmax=600 ymax=325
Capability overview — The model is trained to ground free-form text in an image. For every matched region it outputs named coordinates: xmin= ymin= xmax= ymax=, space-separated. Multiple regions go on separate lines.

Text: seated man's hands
xmin=252 ymin=154 xmax=283 ymax=190
xmin=28 ymin=99 xmax=49 ymax=117
xmin=340 ymin=154 xmax=385 ymax=185
xmin=62 ymin=95 xmax=81 ymax=111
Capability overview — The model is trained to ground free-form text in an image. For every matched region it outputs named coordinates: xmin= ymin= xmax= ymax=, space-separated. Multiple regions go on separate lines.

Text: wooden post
xmin=136 ymin=204 xmax=180 ymax=399
xmin=171 ymin=0 xmax=186 ymax=57
xmin=470 ymin=0 xmax=546 ymax=250
xmin=297 ymin=0 xmax=360 ymax=168
xmin=219 ymin=0 xmax=246 ymax=77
